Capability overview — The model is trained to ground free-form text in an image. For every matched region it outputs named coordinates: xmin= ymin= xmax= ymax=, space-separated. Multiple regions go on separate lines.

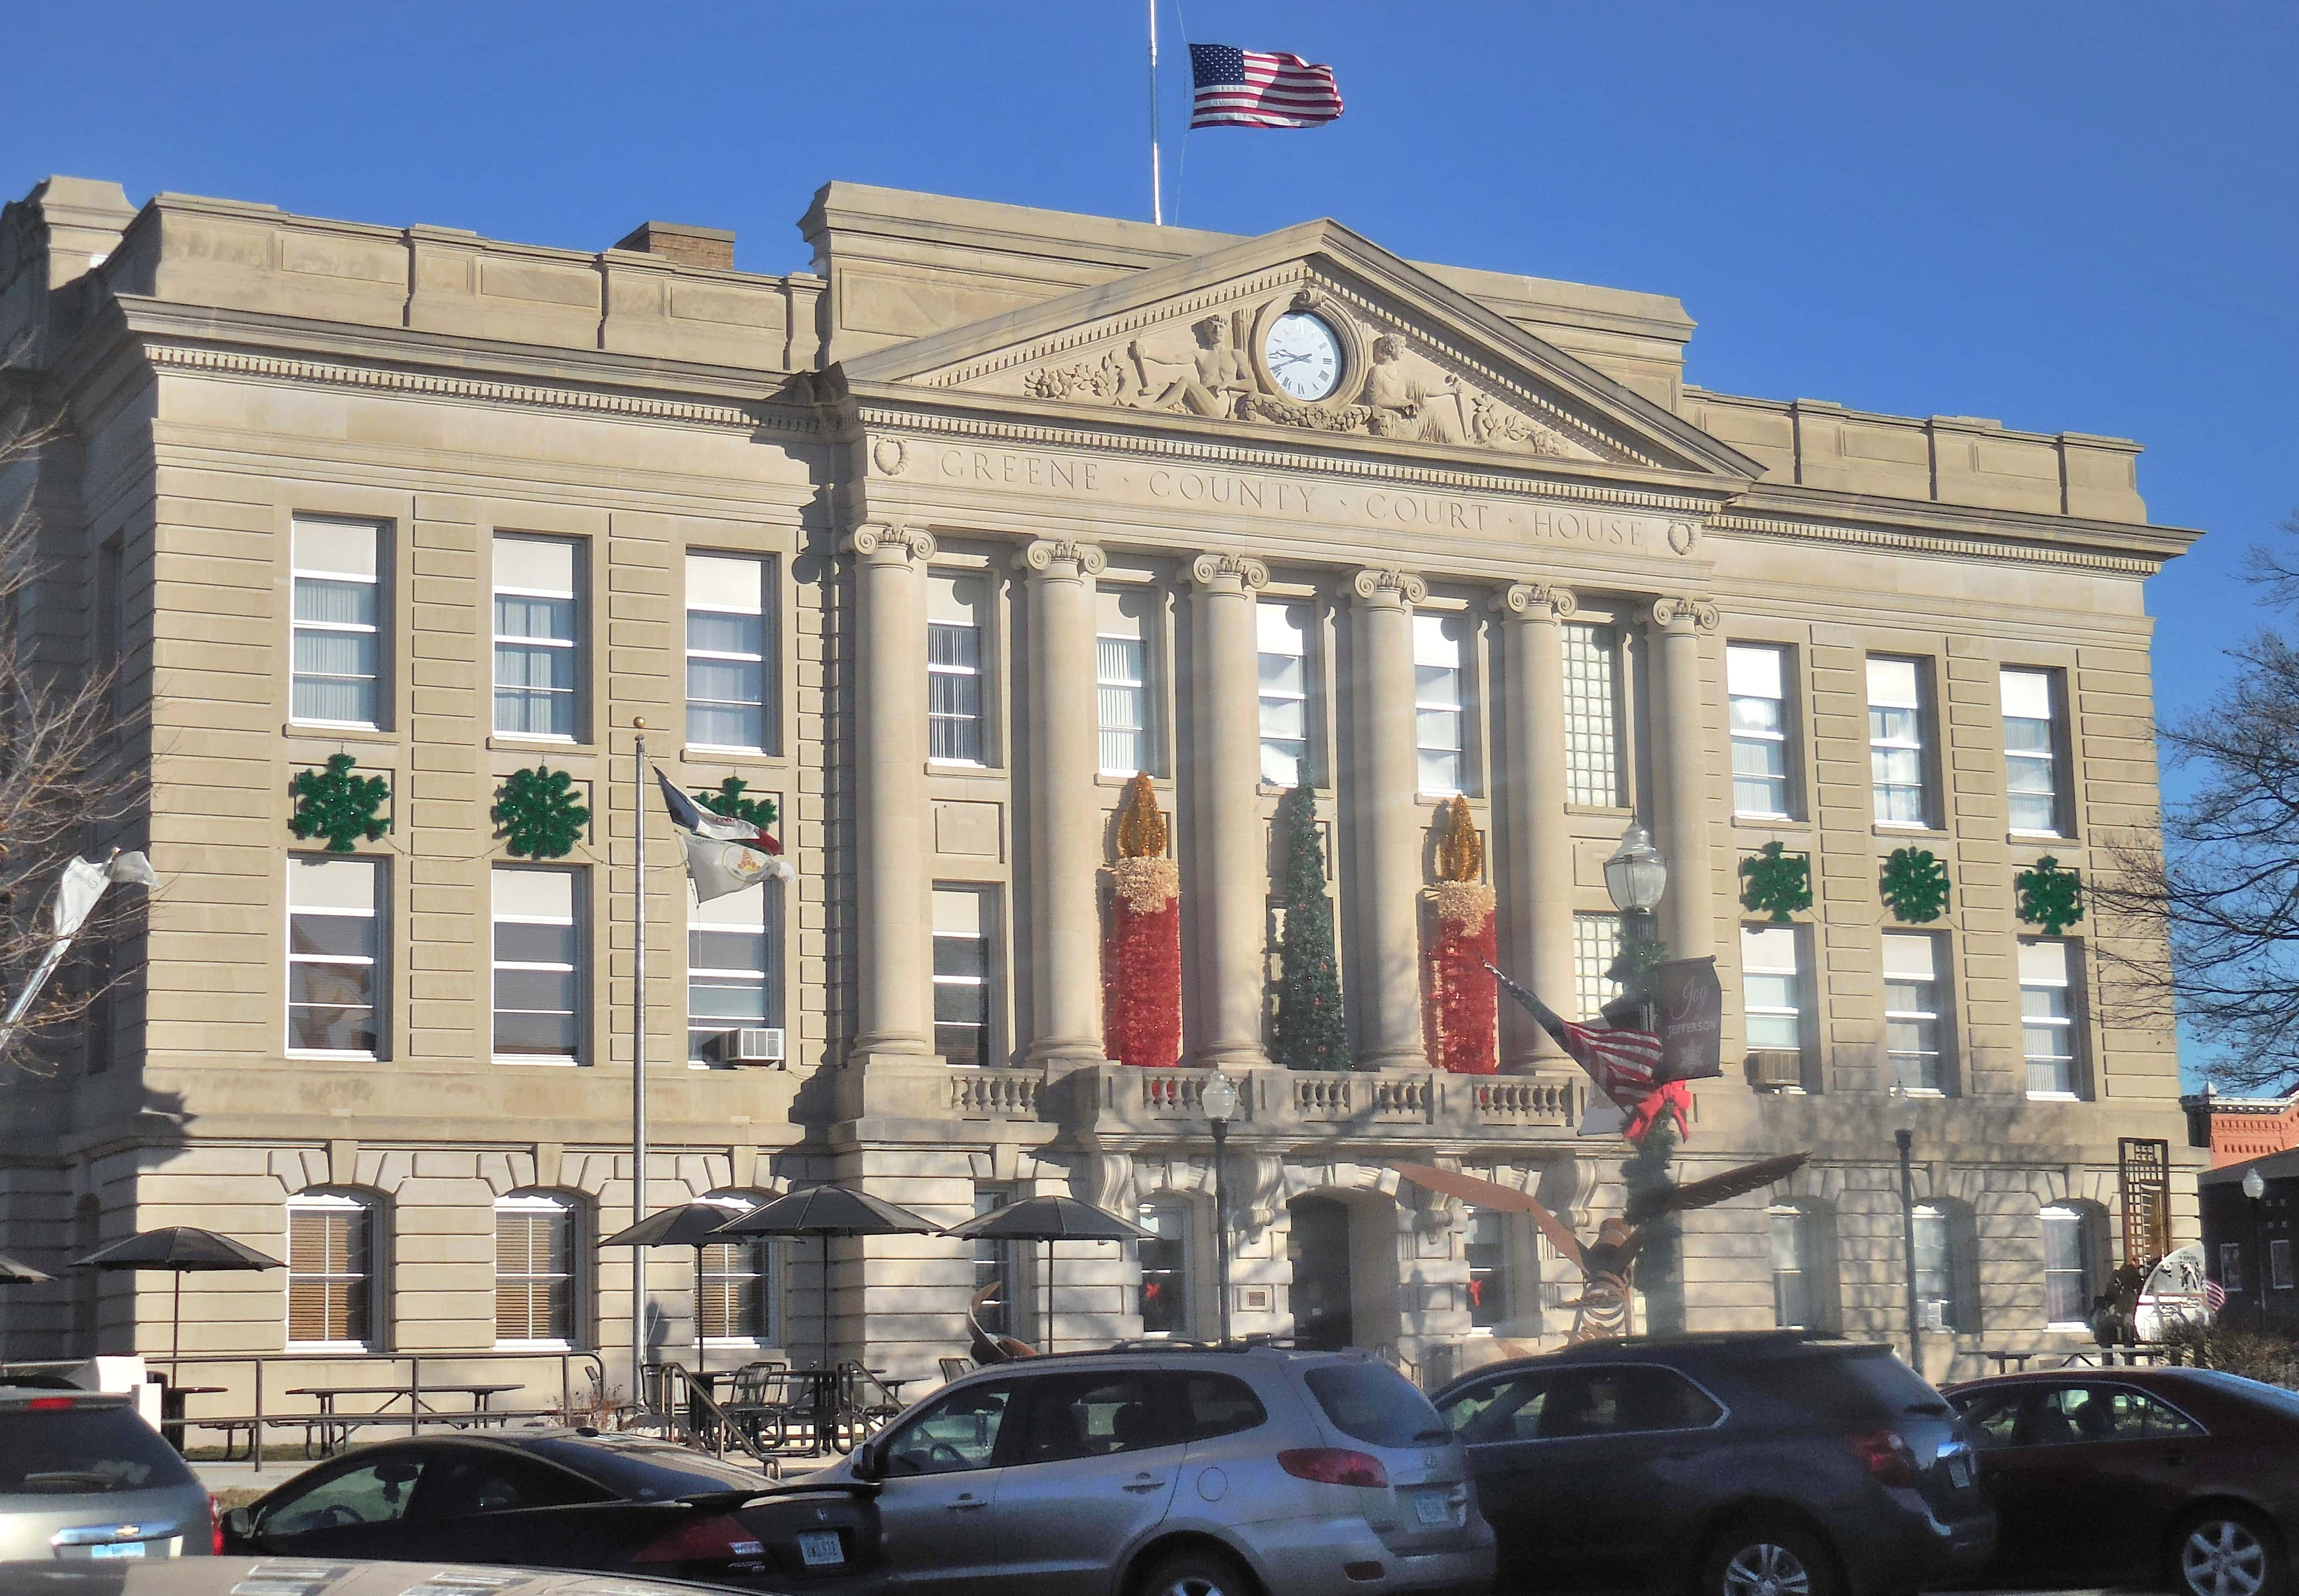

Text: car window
xmin=1952 ymin=1389 xmax=2025 ymax=1450
xmin=1166 ymin=1373 xmax=1267 ymax=1442
xmin=2026 ymin=1385 xmax=2204 ymax=1446
xmin=884 ymin=1381 xmax=1016 ymax=1476
xmin=1736 ymin=1349 xmax=1942 ymax=1424
xmin=1543 ymin=1368 xmax=1722 ymax=1438
xmin=1304 ymin=1361 xmax=1450 ymax=1448
xmin=413 ymin=1450 xmax=608 ymax=1518
xmin=1441 ymin=1373 xmax=1555 ymax=1445
xmin=1015 ymin=1374 xmax=1170 ymax=1465
xmin=262 ymin=1455 xmax=428 ymax=1535
xmin=0 ymin=1407 xmax=196 ymax=1494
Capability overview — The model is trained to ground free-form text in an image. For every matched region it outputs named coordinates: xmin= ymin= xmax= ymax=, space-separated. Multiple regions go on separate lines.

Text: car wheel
xmin=1699 ymin=1520 xmax=1840 ymax=1596
xmin=1137 ymin=1546 xmax=1258 ymax=1596
xmin=2175 ymin=1507 xmax=2285 ymax=1596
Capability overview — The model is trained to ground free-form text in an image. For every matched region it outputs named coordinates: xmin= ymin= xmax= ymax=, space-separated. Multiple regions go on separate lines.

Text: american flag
xmin=1485 ymin=961 xmax=1663 ymax=1110
xmin=2205 ymin=1277 xmax=2228 ymax=1313
xmin=1189 ymin=43 xmax=1344 ymax=130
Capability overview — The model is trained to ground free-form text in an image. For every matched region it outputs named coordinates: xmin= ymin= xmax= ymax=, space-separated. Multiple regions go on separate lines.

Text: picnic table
xmin=286 ymin=1381 xmax=522 ymax=1456
xmin=156 ymin=1383 xmax=227 ymax=1454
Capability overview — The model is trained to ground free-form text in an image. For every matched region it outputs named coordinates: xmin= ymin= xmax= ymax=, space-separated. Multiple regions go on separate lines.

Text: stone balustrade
xmin=1055 ymin=1062 xmax=1579 ymax=1144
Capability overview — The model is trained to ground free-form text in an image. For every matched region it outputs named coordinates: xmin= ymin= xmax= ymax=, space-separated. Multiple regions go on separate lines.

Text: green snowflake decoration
xmin=2016 ymin=855 xmax=2084 ymax=936
xmin=1738 ymin=841 xmax=1812 ymax=925
xmin=492 ymin=764 xmax=591 ymax=860
xmin=695 ymin=775 xmax=777 ymax=832
xmin=288 ymin=753 xmax=391 ymax=853
xmin=1879 ymin=846 xmax=1952 ymax=924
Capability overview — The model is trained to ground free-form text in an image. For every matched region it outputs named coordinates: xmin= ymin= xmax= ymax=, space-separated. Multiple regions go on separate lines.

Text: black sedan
xmin=1945 ymin=1366 xmax=2299 ymax=1596
xmin=221 ymin=1426 xmax=878 ymax=1591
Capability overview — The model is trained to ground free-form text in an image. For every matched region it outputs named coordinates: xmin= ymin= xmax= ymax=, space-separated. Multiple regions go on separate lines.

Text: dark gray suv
xmin=1430 ymin=1333 xmax=1993 ymax=1596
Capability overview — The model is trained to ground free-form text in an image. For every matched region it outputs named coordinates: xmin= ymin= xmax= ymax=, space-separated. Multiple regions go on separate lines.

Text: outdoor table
xmin=286 ymin=1381 xmax=522 ymax=1456
xmin=1983 ymin=1351 xmax=2039 ymax=1374
xmin=156 ymin=1383 xmax=226 ymax=1454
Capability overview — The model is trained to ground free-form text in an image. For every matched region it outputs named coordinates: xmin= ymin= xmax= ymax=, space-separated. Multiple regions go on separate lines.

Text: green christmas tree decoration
xmin=288 ymin=754 xmax=391 ymax=853
xmin=695 ymin=775 xmax=777 ymax=832
xmin=1879 ymin=846 xmax=1952 ymax=923
xmin=1737 ymin=841 xmax=1813 ymax=925
xmin=2016 ymin=856 xmax=2084 ymax=936
xmin=1270 ymin=785 xmax=1349 ymax=1073
xmin=492 ymin=764 xmax=591 ymax=860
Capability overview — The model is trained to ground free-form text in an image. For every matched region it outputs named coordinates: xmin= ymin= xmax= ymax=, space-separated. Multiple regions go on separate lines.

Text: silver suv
xmin=0 ymin=1387 xmax=217 ymax=1562
xmin=825 ymin=1346 xmax=1493 ymax=1596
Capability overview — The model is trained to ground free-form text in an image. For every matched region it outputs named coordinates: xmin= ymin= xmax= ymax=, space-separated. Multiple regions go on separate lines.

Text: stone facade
xmin=0 ymin=174 xmax=2202 ymax=1412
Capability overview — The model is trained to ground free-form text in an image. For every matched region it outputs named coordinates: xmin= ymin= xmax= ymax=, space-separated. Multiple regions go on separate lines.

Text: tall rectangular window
xmin=2002 ymin=667 xmax=2066 ymax=835
xmin=493 ymin=866 xmax=583 ymax=1062
xmin=495 ymin=1195 xmax=578 ymax=1347
xmin=1573 ymin=912 xmax=1624 ymax=1023
xmin=1465 ymin=1208 xmax=1506 ymax=1330
xmin=288 ymin=856 xmax=384 ymax=1056
xmin=494 ymin=534 xmax=582 ymax=740
xmin=1728 ymin=643 xmax=1791 ymax=818
xmin=287 ymin=1195 xmax=374 ymax=1350
xmin=2020 ymin=938 xmax=2081 ymax=1097
xmin=1867 ymin=656 xmax=1929 ymax=827
xmin=1413 ymin=612 xmax=1469 ymax=796
xmin=2042 ymin=1206 xmax=2094 ymax=1327
xmin=686 ymin=552 xmax=770 ymax=752
xmin=1884 ymin=931 xmax=1946 ymax=1093
xmin=2221 ymin=1242 xmax=2245 ymax=1294
xmin=699 ymin=1231 xmax=773 ymax=1342
xmin=292 ymin=518 xmax=383 ymax=727
xmin=1562 ymin=623 xmax=1623 ymax=807
xmin=1741 ymin=925 xmax=1805 ymax=1054
xmin=1913 ymin=1206 xmax=1957 ymax=1331
xmin=973 ymin=1184 xmax=1025 ymax=1341
xmin=689 ymin=881 xmax=775 ymax=1064
xmin=1771 ymin=1206 xmax=1814 ymax=1330
xmin=1258 ymin=600 xmax=1314 ymax=787
xmin=1137 ymin=1199 xmax=1190 ymax=1337
xmin=2275 ymin=1241 xmax=2295 ymax=1293
xmin=927 ymin=573 xmax=989 ymax=764
xmin=1096 ymin=585 xmax=1158 ymax=776
xmin=933 ymin=886 xmax=994 ymax=1068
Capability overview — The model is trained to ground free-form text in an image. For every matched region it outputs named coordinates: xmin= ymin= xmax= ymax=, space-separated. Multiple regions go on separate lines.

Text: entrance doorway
xmin=1288 ymin=1195 xmax=1353 ymax=1349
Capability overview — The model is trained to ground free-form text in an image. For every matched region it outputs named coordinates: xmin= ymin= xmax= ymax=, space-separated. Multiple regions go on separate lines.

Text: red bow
xmin=1625 ymin=1080 xmax=1691 ymax=1145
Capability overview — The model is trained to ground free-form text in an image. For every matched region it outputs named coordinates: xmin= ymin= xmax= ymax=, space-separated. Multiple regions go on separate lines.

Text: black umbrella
xmin=599 ymin=1199 xmax=761 ymax=1379
xmin=71 ymin=1227 xmax=283 ymax=1367
xmin=711 ymin=1187 xmax=940 ymax=1371
xmin=944 ymin=1196 xmax=1151 ymax=1354
xmin=0 ymin=1252 xmax=53 ymax=1371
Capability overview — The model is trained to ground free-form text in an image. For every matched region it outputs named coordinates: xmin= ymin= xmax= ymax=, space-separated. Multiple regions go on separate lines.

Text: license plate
xmin=1413 ymin=1491 xmax=1454 ymax=1526
xmin=798 ymin=1529 xmax=845 ymax=1567
xmin=88 ymin=1543 xmax=147 ymax=1560
xmin=1947 ymin=1456 xmax=1972 ymax=1488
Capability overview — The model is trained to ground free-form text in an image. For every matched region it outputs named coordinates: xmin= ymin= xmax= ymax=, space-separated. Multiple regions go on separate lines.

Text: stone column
xmin=1646 ymin=595 xmax=1722 ymax=961
xmin=1017 ymin=538 xmax=1110 ymax=1065
xmin=843 ymin=523 xmax=936 ymax=1055
xmin=1493 ymin=582 xmax=1577 ymax=1062
xmin=1348 ymin=567 xmax=1429 ymax=1069
xmin=1188 ymin=554 xmax=1273 ymax=1067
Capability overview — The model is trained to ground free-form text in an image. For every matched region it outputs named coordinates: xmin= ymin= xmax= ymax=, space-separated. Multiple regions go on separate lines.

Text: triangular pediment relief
xmin=840 ymin=220 xmax=1760 ymax=483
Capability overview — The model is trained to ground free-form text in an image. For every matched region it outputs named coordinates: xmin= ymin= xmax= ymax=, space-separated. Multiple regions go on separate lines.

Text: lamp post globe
xmin=1603 ymin=822 xmax=1668 ymax=914
xmin=2244 ymin=1167 xmax=2267 ymax=1202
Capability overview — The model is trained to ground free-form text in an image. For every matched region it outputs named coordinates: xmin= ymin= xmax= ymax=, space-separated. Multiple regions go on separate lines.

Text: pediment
xmin=839 ymin=219 xmax=1760 ymax=483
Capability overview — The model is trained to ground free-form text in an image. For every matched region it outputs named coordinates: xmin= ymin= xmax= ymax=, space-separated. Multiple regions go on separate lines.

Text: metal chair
xmin=938 ymin=1355 xmax=975 ymax=1382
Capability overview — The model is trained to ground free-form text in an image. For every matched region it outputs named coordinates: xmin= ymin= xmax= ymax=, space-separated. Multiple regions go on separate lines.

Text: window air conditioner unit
xmin=717 ymin=1028 xmax=786 ymax=1065
xmin=1746 ymin=1051 xmax=1804 ymax=1091
xmin=1919 ymin=1299 xmax=1951 ymax=1334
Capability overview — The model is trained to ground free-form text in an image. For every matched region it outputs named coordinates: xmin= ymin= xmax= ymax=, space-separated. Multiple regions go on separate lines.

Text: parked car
xmin=221 ymin=1426 xmax=876 ymax=1590
xmin=1428 ymin=1332 xmax=1993 ymax=1596
xmin=5 ymin=1558 xmax=764 ymax=1593
xmin=1944 ymin=1365 xmax=2299 ymax=1596
xmin=820 ymin=1343 xmax=1494 ymax=1596
xmin=0 ymin=1386 xmax=219 ymax=1562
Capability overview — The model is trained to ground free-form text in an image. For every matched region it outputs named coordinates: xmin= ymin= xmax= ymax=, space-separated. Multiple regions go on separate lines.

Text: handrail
xmin=644 ymin=1360 xmax=781 ymax=1475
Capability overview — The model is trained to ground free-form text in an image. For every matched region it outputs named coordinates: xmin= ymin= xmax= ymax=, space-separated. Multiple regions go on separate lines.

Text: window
xmin=1258 ymin=599 xmax=1315 ymax=786
xmin=2002 ymin=667 xmax=2066 ymax=835
xmin=1137 ymin=1199 xmax=1191 ymax=1337
xmin=698 ymin=1195 xmax=773 ymax=1343
xmin=1562 ymin=623 xmax=1623 ymax=807
xmin=1440 ymin=1370 xmax=1556 ymax=1444
xmin=972 ymin=1184 xmax=1025 ymax=1342
xmin=493 ymin=866 xmax=583 ymax=1062
xmin=1015 ymin=1372 xmax=1166 ymax=1463
xmin=2275 ymin=1241 xmax=2295 ymax=1292
xmin=258 ymin=1456 xmax=430 ymax=1537
xmin=1573 ymin=912 xmax=1624 ymax=1023
xmin=1728 ymin=643 xmax=1791 ymax=817
xmin=1867 ymin=656 xmax=1930 ymax=827
xmin=1913 ymin=1204 xmax=1959 ymax=1332
xmin=688 ymin=881 xmax=775 ymax=1064
xmin=928 ymin=573 xmax=989 ymax=764
xmin=2042 ymin=1206 xmax=2097 ymax=1327
xmin=287 ymin=1193 xmax=375 ymax=1350
xmin=1771 ymin=1205 xmax=1816 ymax=1330
xmin=933 ymin=886 xmax=994 ymax=1067
xmin=288 ymin=856 xmax=384 ymax=1056
xmin=884 ymin=1381 xmax=1016 ymax=1476
xmin=1465 ymin=1208 xmax=1506 ymax=1330
xmin=2026 ymin=1384 xmax=2203 ymax=1445
xmin=1884 ymin=932 xmax=1947 ymax=1093
xmin=292 ymin=518 xmax=383 ymax=727
xmin=494 ymin=533 xmax=582 ymax=740
xmin=1096 ymin=585 xmax=1159 ymax=776
xmin=1741 ymin=925 xmax=1805 ymax=1054
xmin=1413 ymin=612 xmax=1470 ymax=795
xmin=496 ymin=1193 xmax=580 ymax=1347
xmin=1541 ymin=1368 xmax=1724 ymax=1437
xmin=2220 ymin=1242 xmax=2245 ymax=1294
xmin=2020 ymin=939 xmax=2083 ymax=1097
xmin=686 ymin=552 xmax=771 ymax=752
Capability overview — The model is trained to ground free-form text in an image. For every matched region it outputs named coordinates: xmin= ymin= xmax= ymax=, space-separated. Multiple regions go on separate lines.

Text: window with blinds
xmin=1257 ymin=600 xmax=1315 ymax=787
xmin=689 ymin=880 xmax=776 ymax=1064
xmin=1562 ymin=624 xmax=1623 ymax=807
xmin=1728 ymin=643 xmax=1792 ymax=818
xmin=287 ymin=1195 xmax=374 ymax=1349
xmin=292 ymin=518 xmax=385 ymax=728
xmin=927 ymin=573 xmax=990 ymax=764
xmin=1413 ymin=612 xmax=1470 ymax=796
xmin=685 ymin=551 xmax=772 ymax=752
xmin=1867 ymin=656 xmax=1931 ymax=827
xmin=2002 ymin=667 xmax=2067 ymax=835
xmin=1096 ymin=585 xmax=1159 ymax=777
xmin=495 ymin=1195 xmax=578 ymax=1346
xmin=288 ymin=855 xmax=383 ymax=1056
xmin=697 ymin=1227 xmax=773 ymax=1342
xmin=494 ymin=534 xmax=583 ymax=740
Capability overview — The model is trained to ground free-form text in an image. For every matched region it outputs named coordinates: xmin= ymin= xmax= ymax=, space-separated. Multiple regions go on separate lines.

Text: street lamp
xmin=1203 ymin=1072 xmax=1241 ymax=1344
xmin=2244 ymin=1165 xmax=2269 ymax=1328
xmin=1604 ymin=823 xmax=1668 ymax=1029
xmin=1889 ymin=1085 xmax=1923 ymax=1371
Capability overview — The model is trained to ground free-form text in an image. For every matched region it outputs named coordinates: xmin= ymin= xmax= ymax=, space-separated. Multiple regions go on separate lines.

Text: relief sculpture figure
xmin=1365 ymin=333 xmax=1466 ymax=444
xmin=1132 ymin=315 xmax=1258 ymax=418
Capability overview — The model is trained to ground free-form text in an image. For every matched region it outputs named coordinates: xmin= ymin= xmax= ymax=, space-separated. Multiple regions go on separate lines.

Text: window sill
xmin=2025 ymin=1090 xmax=2083 ymax=1102
xmin=287 ymin=1341 xmax=373 ymax=1356
xmin=1097 ymin=772 xmax=1170 ymax=788
xmin=1896 ymin=1086 xmax=1948 ymax=1100
xmin=496 ymin=1340 xmax=575 ymax=1353
xmin=1565 ymin=804 xmax=1633 ymax=818
xmin=2009 ymin=830 xmax=2075 ymax=845
xmin=1733 ymin=813 xmax=1808 ymax=829
xmin=489 ymin=735 xmax=590 ymax=755
xmin=1873 ymin=823 xmax=1949 ymax=840
xmin=686 ymin=745 xmax=778 ymax=763
xmin=2044 ymin=1321 xmax=2091 ymax=1334
xmin=286 ymin=1050 xmax=385 ymax=1064
xmin=1257 ymin=782 xmax=1331 ymax=797
xmin=927 ymin=760 xmax=1001 ymax=776
xmin=493 ymin=1056 xmax=582 ymax=1068
xmin=285 ymin=722 xmax=395 ymax=742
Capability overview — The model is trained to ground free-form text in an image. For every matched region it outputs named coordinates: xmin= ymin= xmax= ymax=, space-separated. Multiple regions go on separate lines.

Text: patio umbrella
xmin=710 ymin=1187 xmax=940 ymax=1371
xmin=599 ymin=1199 xmax=761 ymax=1379
xmin=0 ymin=1252 xmax=53 ymax=1371
xmin=945 ymin=1195 xmax=1151 ymax=1354
xmin=70 ymin=1227 xmax=283 ymax=1368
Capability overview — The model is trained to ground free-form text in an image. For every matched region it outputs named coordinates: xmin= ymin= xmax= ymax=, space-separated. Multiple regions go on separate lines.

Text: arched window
xmin=1137 ymin=1197 xmax=1195 ymax=1339
xmin=496 ymin=1191 xmax=584 ymax=1348
xmin=1768 ymin=1202 xmax=1839 ymax=1332
xmin=1912 ymin=1202 xmax=1978 ymax=1334
xmin=1465 ymin=1207 xmax=1510 ymax=1331
xmin=287 ymin=1191 xmax=381 ymax=1351
xmin=2042 ymin=1203 xmax=2106 ymax=1329
xmin=697 ymin=1192 xmax=775 ymax=1345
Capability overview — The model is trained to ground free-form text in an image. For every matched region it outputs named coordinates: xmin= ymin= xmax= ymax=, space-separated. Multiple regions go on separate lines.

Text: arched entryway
xmin=1286 ymin=1188 xmax=1404 ymax=1352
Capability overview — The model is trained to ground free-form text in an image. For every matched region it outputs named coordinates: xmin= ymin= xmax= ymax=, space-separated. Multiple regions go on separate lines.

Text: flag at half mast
xmin=655 ymin=769 xmax=794 ymax=902
xmin=1189 ymin=43 xmax=1344 ymax=129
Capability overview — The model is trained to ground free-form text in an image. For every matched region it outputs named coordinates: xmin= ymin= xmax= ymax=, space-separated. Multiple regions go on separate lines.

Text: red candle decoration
xmin=1427 ymin=795 xmax=1498 ymax=1075
xmin=1103 ymin=774 xmax=1182 ymax=1069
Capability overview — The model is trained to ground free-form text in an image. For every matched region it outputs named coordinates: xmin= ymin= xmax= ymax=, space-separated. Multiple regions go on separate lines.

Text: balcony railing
xmin=1066 ymin=1063 xmax=1578 ymax=1141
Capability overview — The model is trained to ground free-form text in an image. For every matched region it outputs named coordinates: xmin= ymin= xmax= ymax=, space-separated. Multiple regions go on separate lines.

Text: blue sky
xmin=7 ymin=1 xmax=2293 ymax=1073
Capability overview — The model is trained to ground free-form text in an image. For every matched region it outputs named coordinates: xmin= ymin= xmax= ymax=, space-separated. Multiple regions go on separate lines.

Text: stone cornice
xmin=1710 ymin=506 xmax=2175 ymax=577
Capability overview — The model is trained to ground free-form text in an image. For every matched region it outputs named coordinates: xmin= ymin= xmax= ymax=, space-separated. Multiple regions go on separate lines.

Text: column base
xmin=1358 ymin=1045 xmax=1428 ymax=1070
xmin=1027 ymin=1039 xmax=1111 ymax=1069
xmin=1194 ymin=1044 xmax=1271 ymax=1070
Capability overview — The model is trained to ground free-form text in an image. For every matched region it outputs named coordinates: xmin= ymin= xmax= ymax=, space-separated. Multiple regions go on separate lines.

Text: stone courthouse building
xmin=0 ymin=172 xmax=2201 ymax=1405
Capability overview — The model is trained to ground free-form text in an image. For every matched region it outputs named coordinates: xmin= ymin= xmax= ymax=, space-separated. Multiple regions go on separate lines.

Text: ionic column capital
xmin=1186 ymin=553 xmax=1271 ymax=592
xmin=1349 ymin=566 xmax=1428 ymax=607
xmin=840 ymin=522 xmax=937 ymax=564
xmin=1643 ymin=594 xmax=1722 ymax=635
xmin=1493 ymin=581 xmax=1579 ymax=623
xmin=1014 ymin=537 xmax=1108 ymax=578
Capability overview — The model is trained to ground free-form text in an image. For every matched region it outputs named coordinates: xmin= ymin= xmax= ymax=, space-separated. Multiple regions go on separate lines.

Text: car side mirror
xmin=221 ymin=1506 xmax=256 ymax=1544
xmin=852 ymin=1435 xmax=887 ymax=1482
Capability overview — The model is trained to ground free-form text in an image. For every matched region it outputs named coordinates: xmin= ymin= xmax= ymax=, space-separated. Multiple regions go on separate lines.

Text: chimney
xmin=613 ymin=221 xmax=735 ymax=271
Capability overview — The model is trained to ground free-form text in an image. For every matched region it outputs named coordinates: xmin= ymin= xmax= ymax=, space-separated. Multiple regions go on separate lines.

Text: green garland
xmin=1270 ymin=786 xmax=1349 ymax=1072
xmin=492 ymin=764 xmax=591 ymax=860
xmin=2017 ymin=856 xmax=2084 ymax=936
xmin=288 ymin=754 xmax=390 ymax=853
xmin=695 ymin=775 xmax=777 ymax=832
xmin=1738 ymin=841 xmax=1812 ymax=924
xmin=1879 ymin=847 xmax=1952 ymax=924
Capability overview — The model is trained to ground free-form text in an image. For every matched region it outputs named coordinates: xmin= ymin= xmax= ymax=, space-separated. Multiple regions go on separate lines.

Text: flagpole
xmin=631 ymin=719 xmax=649 ymax=1414
xmin=1147 ymin=0 xmax=1163 ymax=223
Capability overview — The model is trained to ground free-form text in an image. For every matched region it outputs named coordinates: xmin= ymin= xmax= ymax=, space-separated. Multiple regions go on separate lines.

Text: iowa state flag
xmin=655 ymin=770 xmax=794 ymax=901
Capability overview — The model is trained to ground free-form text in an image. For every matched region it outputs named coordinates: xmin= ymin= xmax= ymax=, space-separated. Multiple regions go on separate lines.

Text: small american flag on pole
xmin=2205 ymin=1277 xmax=2228 ymax=1313
xmin=1485 ymin=961 xmax=1663 ymax=1110
xmin=1188 ymin=43 xmax=1344 ymax=130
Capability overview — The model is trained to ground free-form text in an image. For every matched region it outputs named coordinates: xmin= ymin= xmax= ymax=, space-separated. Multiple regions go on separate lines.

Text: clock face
xmin=1264 ymin=311 xmax=1344 ymax=402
